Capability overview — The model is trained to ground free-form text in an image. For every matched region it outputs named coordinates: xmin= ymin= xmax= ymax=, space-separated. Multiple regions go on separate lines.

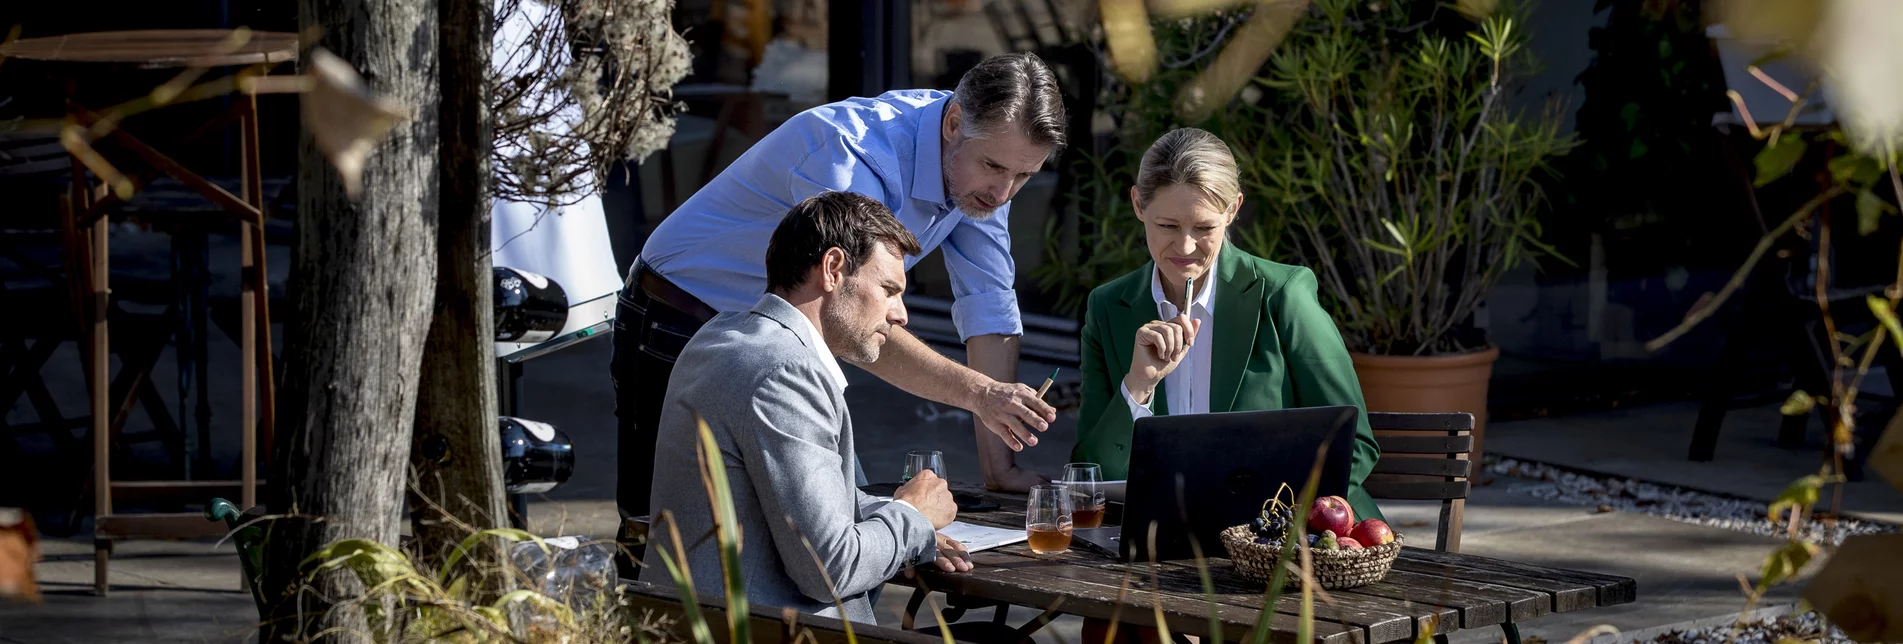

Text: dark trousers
xmin=611 ymin=261 xmax=713 ymax=569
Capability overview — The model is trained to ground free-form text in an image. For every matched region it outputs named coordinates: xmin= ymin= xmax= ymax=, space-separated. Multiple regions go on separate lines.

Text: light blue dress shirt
xmin=639 ymin=89 xmax=1022 ymax=340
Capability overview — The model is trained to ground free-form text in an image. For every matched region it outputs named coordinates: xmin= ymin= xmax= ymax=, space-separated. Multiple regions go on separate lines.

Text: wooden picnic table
xmin=867 ymin=483 xmax=1636 ymax=644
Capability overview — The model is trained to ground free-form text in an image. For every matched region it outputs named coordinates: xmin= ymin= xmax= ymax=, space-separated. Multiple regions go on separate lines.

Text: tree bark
xmin=262 ymin=0 xmax=439 ymax=640
xmin=409 ymin=0 xmax=506 ymax=567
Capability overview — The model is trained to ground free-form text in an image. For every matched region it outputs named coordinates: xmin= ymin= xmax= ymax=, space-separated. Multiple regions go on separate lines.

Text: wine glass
xmin=1025 ymin=484 xmax=1074 ymax=554
xmin=1062 ymin=463 xmax=1106 ymax=528
xmin=902 ymin=450 xmax=945 ymax=482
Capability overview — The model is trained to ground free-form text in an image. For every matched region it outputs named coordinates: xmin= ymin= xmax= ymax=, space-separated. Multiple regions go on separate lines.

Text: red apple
xmin=1338 ymin=537 xmax=1363 ymax=550
xmin=1307 ymin=496 xmax=1355 ymax=537
xmin=1349 ymin=519 xmax=1395 ymax=546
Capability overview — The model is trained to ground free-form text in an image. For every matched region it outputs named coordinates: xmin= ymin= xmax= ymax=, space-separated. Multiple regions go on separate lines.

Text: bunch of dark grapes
xmin=1248 ymin=503 xmax=1297 ymax=544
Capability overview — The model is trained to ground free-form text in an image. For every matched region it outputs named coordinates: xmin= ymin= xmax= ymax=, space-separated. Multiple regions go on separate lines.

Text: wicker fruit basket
xmin=1219 ymin=525 xmax=1404 ymax=589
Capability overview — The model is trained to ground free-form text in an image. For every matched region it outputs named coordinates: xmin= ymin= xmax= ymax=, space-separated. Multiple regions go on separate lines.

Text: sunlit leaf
xmin=302 ymin=538 xmax=419 ymax=590
xmin=1101 ymin=0 xmax=1157 ymax=84
xmin=1856 ymin=189 xmax=1895 ymax=235
xmin=1362 ymin=239 xmax=1410 ymax=258
xmin=1829 ymin=154 xmax=1883 ymax=187
xmin=1767 ymin=474 xmax=1826 ymax=525
xmin=1754 ymin=135 xmax=1809 ymax=187
xmin=1756 ymin=540 xmax=1820 ymax=592
xmin=1867 ymin=296 xmax=1903 ymax=358
xmin=1781 ymin=391 xmax=1817 ymax=416
xmin=302 ymin=47 xmax=412 ymax=200
xmin=1414 ymin=614 xmax=1440 ymax=644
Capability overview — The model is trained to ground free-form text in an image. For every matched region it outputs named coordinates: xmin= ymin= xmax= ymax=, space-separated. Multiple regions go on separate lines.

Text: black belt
xmin=628 ymin=260 xmax=719 ymax=323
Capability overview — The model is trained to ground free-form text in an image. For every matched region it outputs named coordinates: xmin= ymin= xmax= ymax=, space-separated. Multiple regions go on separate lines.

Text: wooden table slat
xmin=1033 ymin=549 xmax=1421 ymax=643
xmin=1400 ymin=548 xmax=1637 ymax=606
xmin=927 ymin=496 xmax=1416 ymax=642
xmin=1320 ymin=566 xmax=1546 ymax=629
xmin=1153 ymin=560 xmax=1421 ymax=643
xmin=0 ymin=30 xmax=299 ymax=67
xmin=873 ymin=484 xmax=1634 ymax=643
xmin=939 ymin=550 xmax=1364 ymax=644
xmin=1387 ymin=557 xmax=1597 ymax=613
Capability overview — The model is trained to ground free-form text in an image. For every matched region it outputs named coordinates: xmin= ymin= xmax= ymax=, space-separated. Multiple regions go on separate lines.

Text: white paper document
xmin=939 ymin=521 xmax=1028 ymax=553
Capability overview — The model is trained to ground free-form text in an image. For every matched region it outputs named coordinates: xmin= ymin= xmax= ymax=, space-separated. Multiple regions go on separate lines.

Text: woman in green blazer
xmin=1072 ymin=127 xmax=1384 ymax=522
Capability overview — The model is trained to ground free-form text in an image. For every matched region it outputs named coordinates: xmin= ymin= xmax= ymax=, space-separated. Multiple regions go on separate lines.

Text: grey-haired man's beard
xmin=953 ymin=193 xmax=999 ymax=220
xmin=943 ymin=142 xmax=999 ymax=221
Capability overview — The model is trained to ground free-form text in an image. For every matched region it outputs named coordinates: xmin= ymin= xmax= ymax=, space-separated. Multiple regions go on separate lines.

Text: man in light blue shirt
xmin=614 ymin=53 xmax=1066 ymax=531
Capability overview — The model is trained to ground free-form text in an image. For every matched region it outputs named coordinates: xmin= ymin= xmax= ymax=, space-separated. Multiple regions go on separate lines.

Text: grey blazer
xmin=637 ymin=294 xmax=938 ymax=624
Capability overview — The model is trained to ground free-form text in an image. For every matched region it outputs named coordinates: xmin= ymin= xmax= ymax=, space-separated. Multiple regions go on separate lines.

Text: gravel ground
xmin=1483 ymin=457 xmax=1898 ymax=546
xmin=1628 ymin=610 xmax=1853 ymax=644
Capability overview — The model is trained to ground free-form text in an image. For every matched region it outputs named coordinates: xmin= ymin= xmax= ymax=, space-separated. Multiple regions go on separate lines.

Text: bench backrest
xmin=1365 ymin=412 xmax=1475 ymax=552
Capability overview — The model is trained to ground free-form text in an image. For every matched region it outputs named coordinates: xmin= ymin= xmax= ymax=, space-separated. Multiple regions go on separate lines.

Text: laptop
xmin=1073 ymin=406 xmax=1359 ymax=562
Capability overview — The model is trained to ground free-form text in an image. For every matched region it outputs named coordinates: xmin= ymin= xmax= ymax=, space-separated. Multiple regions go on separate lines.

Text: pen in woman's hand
xmin=1036 ymin=368 xmax=1060 ymax=399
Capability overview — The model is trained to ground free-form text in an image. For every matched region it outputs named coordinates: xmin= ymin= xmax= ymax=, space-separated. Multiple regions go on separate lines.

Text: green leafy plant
xmin=1035 ymin=8 xmax=1284 ymax=317
xmin=1252 ymin=0 xmax=1579 ymax=356
xmin=286 ymin=412 xmax=964 ymax=644
xmin=1642 ymin=3 xmax=1903 ymax=639
xmin=296 ymin=528 xmax=654 ymax=643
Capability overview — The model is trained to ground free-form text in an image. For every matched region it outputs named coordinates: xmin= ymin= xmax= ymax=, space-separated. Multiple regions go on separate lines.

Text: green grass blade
xmin=784 ymin=517 xmax=858 ymax=644
xmin=693 ymin=415 xmax=751 ymax=644
xmin=492 ymin=588 xmax=577 ymax=626
xmin=1188 ymin=537 xmax=1224 ymax=641
xmin=440 ymin=527 xmax=541 ymax=586
xmin=654 ymin=511 xmax=716 ymax=644
xmin=924 ymin=593 xmax=956 ymax=644
xmin=1251 ymin=439 xmax=1332 ymax=644
xmin=1145 ymin=521 xmax=1174 ymax=643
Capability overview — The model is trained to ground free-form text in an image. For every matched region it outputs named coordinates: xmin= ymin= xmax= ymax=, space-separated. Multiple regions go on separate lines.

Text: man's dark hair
xmin=953 ymin=52 xmax=1068 ymax=153
xmin=765 ymin=192 xmax=924 ymax=293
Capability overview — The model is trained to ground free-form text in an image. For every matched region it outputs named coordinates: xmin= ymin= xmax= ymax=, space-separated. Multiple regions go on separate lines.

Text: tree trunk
xmin=409 ymin=0 xmax=506 ymax=568
xmin=261 ymin=0 xmax=439 ymax=640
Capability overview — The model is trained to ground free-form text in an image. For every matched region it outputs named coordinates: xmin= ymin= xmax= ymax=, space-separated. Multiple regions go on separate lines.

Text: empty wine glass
xmin=1062 ymin=463 xmax=1106 ymax=528
xmin=902 ymin=450 xmax=945 ymax=482
xmin=1025 ymin=484 xmax=1074 ymax=554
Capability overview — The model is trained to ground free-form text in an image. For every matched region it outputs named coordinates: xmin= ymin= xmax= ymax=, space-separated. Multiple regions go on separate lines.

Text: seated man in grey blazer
xmin=640 ymin=191 xmax=973 ymax=623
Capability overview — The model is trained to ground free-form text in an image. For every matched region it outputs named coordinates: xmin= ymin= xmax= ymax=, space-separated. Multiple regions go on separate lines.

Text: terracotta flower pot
xmin=1350 ymin=346 xmax=1500 ymax=464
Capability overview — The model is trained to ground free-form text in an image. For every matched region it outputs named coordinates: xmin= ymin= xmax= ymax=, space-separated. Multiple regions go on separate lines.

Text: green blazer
xmin=1072 ymin=244 xmax=1385 ymax=522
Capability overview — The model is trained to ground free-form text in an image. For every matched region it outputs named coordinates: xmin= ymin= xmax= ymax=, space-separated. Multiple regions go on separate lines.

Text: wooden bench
xmin=621 ymin=579 xmax=971 ymax=644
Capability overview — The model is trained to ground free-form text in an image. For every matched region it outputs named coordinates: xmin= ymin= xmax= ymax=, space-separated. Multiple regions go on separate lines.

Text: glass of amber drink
xmin=1025 ymin=485 xmax=1074 ymax=554
xmin=1062 ymin=463 xmax=1106 ymax=528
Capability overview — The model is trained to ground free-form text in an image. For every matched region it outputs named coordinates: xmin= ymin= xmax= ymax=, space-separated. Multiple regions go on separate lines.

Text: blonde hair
xmin=1134 ymin=127 xmax=1241 ymax=211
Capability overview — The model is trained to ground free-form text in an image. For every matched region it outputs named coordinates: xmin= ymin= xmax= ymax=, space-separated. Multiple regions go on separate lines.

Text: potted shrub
xmin=1245 ymin=0 xmax=1578 ymax=461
